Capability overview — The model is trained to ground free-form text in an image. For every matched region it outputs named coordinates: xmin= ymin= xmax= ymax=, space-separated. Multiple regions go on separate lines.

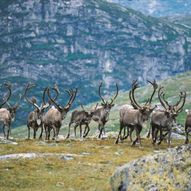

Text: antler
xmin=48 ymin=88 xmax=78 ymax=112
xmin=110 ymin=83 xmax=119 ymax=105
xmin=0 ymin=82 xmax=12 ymax=108
xmin=24 ymin=83 xmax=40 ymax=110
xmin=130 ymin=80 xmax=142 ymax=109
xmin=98 ymin=82 xmax=106 ymax=104
xmin=64 ymin=88 xmax=78 ymax=111
xmin=158 ymin=86 xmax=168 ymax=110
xmin=175 ymin=91 xmax=186 ymax=113
xmin=147 ymin=80 xmax=158 ymax=105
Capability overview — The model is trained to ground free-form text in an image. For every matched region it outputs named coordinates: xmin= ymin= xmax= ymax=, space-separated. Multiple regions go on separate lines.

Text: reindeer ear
xmin=111 ymin=103 xmax=115 ymax=107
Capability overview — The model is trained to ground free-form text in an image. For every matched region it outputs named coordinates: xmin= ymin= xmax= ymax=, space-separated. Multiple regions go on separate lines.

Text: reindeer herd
xmin=0 ymin=80 xmax=191 ymax=146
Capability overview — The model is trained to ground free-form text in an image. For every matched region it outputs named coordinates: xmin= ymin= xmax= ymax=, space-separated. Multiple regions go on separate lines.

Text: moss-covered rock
xmin=110 ymin=144 xmax=191 ymax=191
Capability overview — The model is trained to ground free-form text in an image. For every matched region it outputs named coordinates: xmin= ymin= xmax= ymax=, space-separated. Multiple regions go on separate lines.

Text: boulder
xmin=110 ymin=144 xmax=191 ymax=191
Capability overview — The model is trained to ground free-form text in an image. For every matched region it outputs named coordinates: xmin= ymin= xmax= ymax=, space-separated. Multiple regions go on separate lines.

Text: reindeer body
xmin=151 ymin=110 xmax=175 ymax=145
xmin=43 ymin=107 xmax=64 ymax=140
xmin=0 ymin=83 xmax=19 ymax=139
xmin=68 ymin=110 xmax=92 ymax=138
xmin=27 ymin=109 xmax=43 ymax=139
xmin=116 ymin=80 xmax=158 ymax=146
xmin=44 ymin=88 xmax=77 ymax=140
xmin=0 ymin=108 xmax=12 ymax=139
xmin=185 ymin=110 xmax=191 ymax=144
xmin=150 ymin=87 xmax=186 ymax=146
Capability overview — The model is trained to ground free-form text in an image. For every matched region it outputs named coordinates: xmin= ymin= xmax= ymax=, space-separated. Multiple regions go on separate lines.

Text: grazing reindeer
xmin=0 ymin=83 xmax=19 ymax=139
xmin=67 ymin=103 xmax=98 ymax=138
xmin=185 ymin=109 xmax=191 ymax=144
xmin=151 ymin=87 xmax=186 ymax=146
xmin=44 ymin=88 xmax=78 ymax=140
xmin=24 ymin=83 xmax=59 ymax=139
xmin=91 ymin=82 xmax=119 ymax=138
xmin=115 ymin=80 xmax=158 ymax=146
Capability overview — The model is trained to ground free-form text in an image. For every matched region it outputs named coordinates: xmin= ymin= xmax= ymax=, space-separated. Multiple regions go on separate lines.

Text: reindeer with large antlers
xmin=151 ymin=87 xmax=186 ymax=146
xmin=91 ymin=82 xmax=119 ymax=138
xmin=0 ymin=82 xmax=19 ymax=139
xmin=67 ymin=103 xmax=98 ymax=138
xmin=24 ymin=83 xmax=59 ymax=139
xmin=115 ymin=80 xmax=158 ymax=146
xmin=43 ymin=88 xmax=78 ymax=140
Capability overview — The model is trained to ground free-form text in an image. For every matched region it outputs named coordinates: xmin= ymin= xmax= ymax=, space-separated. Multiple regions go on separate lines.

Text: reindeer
xmin=91 ymin=82 xmax=119 ymax=139
xmin=0 ymin=82 xmax=19 ymax=139
xmin=43 ymin=88 xmax=78 ymax=140
xmin=67 ymin=103 xmax=98 ymax=138
xmin=115 ymin=80 xmax=158 ymax=146
xmin=185 ymin=109 xmax=191 ymax=144
xmin=151 ymin=87 xmax=186 ymax=146
xmin=24 ymin=83 xmax=59 ymax=139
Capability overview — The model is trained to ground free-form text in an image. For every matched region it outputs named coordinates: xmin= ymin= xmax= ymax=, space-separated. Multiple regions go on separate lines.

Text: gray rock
xmin=110 ymin=144 xmax=191 ymax=191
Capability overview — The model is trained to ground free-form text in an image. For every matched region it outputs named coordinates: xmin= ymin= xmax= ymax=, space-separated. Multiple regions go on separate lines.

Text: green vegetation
xmin=0 ymin=72 xmax=190 ymax=191
xmin=0 ymin=139 xmax=184 ymax=191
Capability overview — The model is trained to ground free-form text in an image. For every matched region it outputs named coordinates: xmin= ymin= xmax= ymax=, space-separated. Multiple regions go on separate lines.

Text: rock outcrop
xmin=110 ymin=144 xmax=191 ymax=191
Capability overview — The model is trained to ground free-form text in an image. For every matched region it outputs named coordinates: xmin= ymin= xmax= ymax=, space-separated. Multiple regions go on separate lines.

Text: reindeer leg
xmin=99 ymin=125 xmax=104 ymax=139
xmin=52 ymin=125 xmax=57 ymax=140
xmin=185 ymin=127 xmax=189 ymax=144
xmin=79 ymin=124 xmax=82 ymax=138
xmin=27 ymin=125 xmax=30 ymax=139
xmin=33 ymin=128 xmax=36 ymax=139
xmin=6 ymin=123 xmax=10 ymax=140
xmin=66 ymin=122 xmax=73 ymax=139
xmin=39 ymin=126 xmax=43 ymax=139
xmin=129 ymin=127 xmax=134 ymax=142
xmin=3 ymin=124 xmax=6 ymax=139
xmin=168 ymin=129 xmax=172 ymax=147
xmin=84 ymin=124 xmax=90 ymax=138
xmin=147 ymin=126 xmax=151 ymax=138
xmin=115 ymin=126 xmax=123 ymax=144
xmin=74 ymin=124 xmax=79 ymax=138
xmin=157 ymin=128 xmax=163 ymax=145
xmin=153 ymin=129 xmax=158 ymax=145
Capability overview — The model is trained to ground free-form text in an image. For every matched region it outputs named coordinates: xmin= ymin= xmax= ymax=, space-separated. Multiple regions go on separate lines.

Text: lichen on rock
xmin=110 ymin=144 xmax=191 ymax=191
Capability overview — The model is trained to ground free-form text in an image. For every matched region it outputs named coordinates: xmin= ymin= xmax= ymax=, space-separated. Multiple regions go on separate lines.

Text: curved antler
xmin=64 ymin=88 xmax=78 ymax=111
xmin=129 ymin=89 xmax=139 ymax=109
xmin=0 ymin=82 xmax=12 ymax=108
xmin=130 ymin=80 xmax=142 ymax=109
xmin=98 ymin=82 xmax=106 ymax=104
xmin=48 ymin=88 xmax=78 ymax=112
xmin=147 ymin=80 xmax=158 ymax=105
xmin=158 ymin=86 xmax=168 ymax=110
xmin=24 ymin=83 xmax=40 ymax=110
xmin=110 ymin=83 xmax=119 ymax=105
xmin=175 ymin=91 xmax=186 ymax=113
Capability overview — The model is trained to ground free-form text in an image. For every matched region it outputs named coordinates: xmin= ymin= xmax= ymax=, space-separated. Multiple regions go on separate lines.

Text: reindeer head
xmin=1 ymin=82 xmax=20 ymax=121
xmin=0 ymin=82 xmax=12 ymax=108
xmin=48 ymin=88 xmax=78 ymax=120
xmin=80 ymin=102 xmax=99 ymax=123
xmin=98 ymin=82 xmax=119 ymax=116
xmin=129 ymin=80 xmax=158 ymax=122
xmin=24 ymin=83 xmax=59 ymax=125
xmin=158 ymin=86 xmax=186 ymax=122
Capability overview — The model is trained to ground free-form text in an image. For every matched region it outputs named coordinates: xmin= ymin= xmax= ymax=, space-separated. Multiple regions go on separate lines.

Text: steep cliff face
xmin=0 ymin=0 xmax=191 ymax=126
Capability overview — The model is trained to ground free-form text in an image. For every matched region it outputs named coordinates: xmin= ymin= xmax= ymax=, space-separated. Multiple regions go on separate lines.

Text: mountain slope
xmin=0 ymin=0 xmax=191 ymax=126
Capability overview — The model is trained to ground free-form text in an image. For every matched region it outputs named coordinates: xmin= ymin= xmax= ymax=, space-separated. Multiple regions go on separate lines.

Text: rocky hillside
xmin=0 ymin=0 xmax=191 ymax=126
xmin=110 ymin=144 xmax=191 ymax=191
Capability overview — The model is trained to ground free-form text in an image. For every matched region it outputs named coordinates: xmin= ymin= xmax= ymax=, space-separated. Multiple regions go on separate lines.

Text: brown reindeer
xmin=115 ymin=80 xmax=158 ymax=146
xmin=151 ymin=87 xmax=186 ymax=146
xmin=67 ymin=103 xmax=98 ymax=138
xmin=24 ymin=83 xmax=59 ymax=139
xmin=185 ymin=109 xmax=191 ymax=144
xmin=0 ymin=82 xmax=19 ymax=139
xmin=43 ymin=88 xmax=78 ymax=140
xmin=91 ymin=82 xmax=119 ymax=138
